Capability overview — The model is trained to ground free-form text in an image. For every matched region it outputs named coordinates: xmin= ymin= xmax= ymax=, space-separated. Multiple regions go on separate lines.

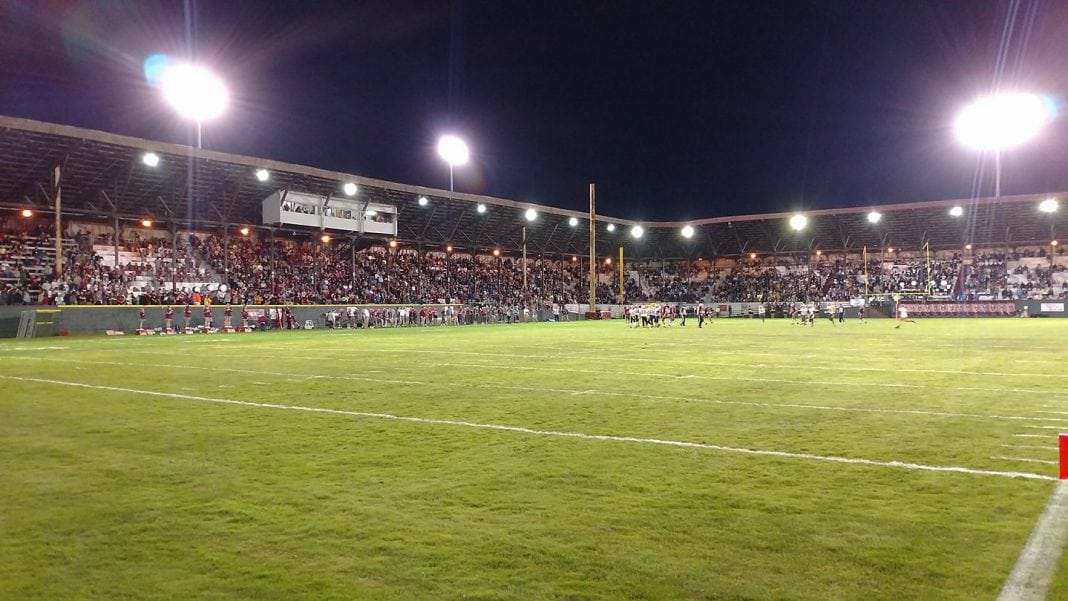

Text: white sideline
xmin=5 ymin=357 xmax=1067 ymax=425
xmin=997 ymin=481 xmax=1068 ymax=601
xmin=1004 ymin=445 xmax=1059 ymax=452
xmin=0 ymin=374 xmax=1057 ymax=482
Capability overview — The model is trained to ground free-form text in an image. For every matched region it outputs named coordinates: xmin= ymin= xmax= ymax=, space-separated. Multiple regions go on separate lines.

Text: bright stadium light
xmin=20 ymin=209 xmax=32 ymax=218
xmin=606 ymin=223 xmax=616 ymax=232
xmin=141 ymin=219 xmax=152 ymax=227
xmin=954 ymin=92 xmax=1052 ymax=151
xmin=437 ymin=134 xmax=469 ymax=192
xmin=681 ymin=225 xmax=694 ymax=238
xmin=965 ymin=243 xmax=973 ymax=250
xmin=1051 ymin=240 xmax=1059 ymax=247
xmin=142 ymin=152 xmax=160 ymax=167
xmin=493 ymin=248 xmax=500 ymax=257
xmin=571 ymin=255 xmax=578 ymax=262
xmin=949 ymin=206 xmax=964 ymax=217
xmin=605 ymin=257 xmax=612 ymax=265
xmin=525 ymin=208 xmax=537 ymax=222
xmin=867 ymin=211 xmax=882 ymax=224
xmin=255 ymin=169 xmax=270 ymax=182
xmin=239 ymin=227 xmax=250 ymax=236
xmin=418 ymin=196 xmax=429 ymax=206
xmin=568 ymin=216 xmax=578 ymax=227
xmin=631 ymin=225 xmax=644 ymax=239
xmin=1039 ymin=198 xmax=1059 ymax=213
xmin=789 ymin=214 xmax=808 ymax=231
xmin=749 ymin=252 xmax=757 ymax=260
xmin=477 ymin=203 xmax=487 ymax=214
xmin=343 ymin=182 xmax=358 ymax=196
xmin=446 ymin=245 xmax=453 ymax=253
xmin=161 ymin=63 xmax=229 ymax=122
xmin=320 ymin=234 xmax=330 ymax=243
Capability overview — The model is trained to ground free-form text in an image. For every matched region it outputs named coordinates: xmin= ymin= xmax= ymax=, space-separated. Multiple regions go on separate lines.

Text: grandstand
xmin=0 ymin=114 xmax=1065 ymax=314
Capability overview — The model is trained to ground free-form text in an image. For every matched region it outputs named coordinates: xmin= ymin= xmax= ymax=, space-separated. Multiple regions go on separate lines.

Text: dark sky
xmin=2 ymin=0 xmax=1067 ymax=220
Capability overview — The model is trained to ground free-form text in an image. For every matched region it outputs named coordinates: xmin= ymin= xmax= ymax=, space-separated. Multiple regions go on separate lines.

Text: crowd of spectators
xmin=5 ymin=220 xmax=1068 ymax=306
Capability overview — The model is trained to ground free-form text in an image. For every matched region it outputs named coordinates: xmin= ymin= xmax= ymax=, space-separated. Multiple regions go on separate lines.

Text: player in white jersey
xmin=895 ymin=303 xmax=916 ymax=328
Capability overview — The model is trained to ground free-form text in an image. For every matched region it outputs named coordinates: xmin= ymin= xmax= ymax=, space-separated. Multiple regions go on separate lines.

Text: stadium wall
xmin=0 ymin=301 xmax=1066 ymax=337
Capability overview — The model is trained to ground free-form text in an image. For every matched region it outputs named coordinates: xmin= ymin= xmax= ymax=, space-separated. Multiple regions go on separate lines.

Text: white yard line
xmin=1022 ymin=426 xmax=1068 ymax=430
xmin=997 ymin=481 xmax=1068 ymax=601
xmin=990 ymin=456 xmax=1059 ymax=466
xmin=1004 ymin=445 xmax=1059 ymax=452
xmin=4 ymin=357 xmax=1066 ymax=425
xmin=1015 ymin=435 xmax=1054 ymax=439
xmin=0 ymin=374 xmax=1056 ymax=482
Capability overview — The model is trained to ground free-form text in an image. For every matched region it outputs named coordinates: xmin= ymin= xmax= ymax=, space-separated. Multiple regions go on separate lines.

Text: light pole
xmin=436 ymin=135 xmax=469 ymax=192
xmin=954 ymin=92 xmax=1052 ymax=198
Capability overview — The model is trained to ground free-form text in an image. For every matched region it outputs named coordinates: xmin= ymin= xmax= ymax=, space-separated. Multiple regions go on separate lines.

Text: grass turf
xmin=2 ymin=317 xmax=1068 ymax=599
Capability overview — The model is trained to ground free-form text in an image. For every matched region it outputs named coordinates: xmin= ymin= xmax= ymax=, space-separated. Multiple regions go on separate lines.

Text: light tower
xmin=954 ymin=92 xmax=1052 ymax=198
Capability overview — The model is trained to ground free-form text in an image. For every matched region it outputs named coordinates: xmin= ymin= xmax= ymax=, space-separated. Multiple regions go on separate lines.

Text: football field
xmin=2 ymin=317 xmax=1068 ymax=600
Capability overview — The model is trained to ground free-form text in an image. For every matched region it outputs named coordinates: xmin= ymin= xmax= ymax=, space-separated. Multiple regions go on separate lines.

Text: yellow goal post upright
xmin=618 ymin=246 xmax=624 ymax=305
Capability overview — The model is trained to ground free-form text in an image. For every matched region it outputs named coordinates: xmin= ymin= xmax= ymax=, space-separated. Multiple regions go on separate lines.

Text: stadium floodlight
xmin=605 ymin=257 xmax=612 ymax=265
xmin=493 ymin=248 xmax=500 ymax=257
xmin=749 ymin=252 xmax=757 ymax=259
xmin=255 ymin=169 xmax=270 ymax=182
xmin=239 ymin=227 xmax=250 ymax=236
xmin=418 ymin=196 xmax=429 ymax=206
xmin=1053 ymin=240 xmax=1060 ymax=247
xmin=681 ymin=225 xmax=694 ymax=238
xmin=437 ymin=134 xmax=469 ymax=192
xmin=815 ymin=249 xmax=822 ymax=256
xmin=867 ymin=211 xmax=882 ymax=224
xmin=949 ymin=206 xmax=964 ymax=217
xmin=525 ymin=208 xmax=537 ymax=222
xmin=161 ymin=63 xmax=229 ymax=123
xmin=141 ymin=219 xmax=152 ymax=227
xmin=789 ymin=214 xmax=808 ymax=231
xmin=568 ymin=216 xmax=578 ymax=227
xmin=320 ymin=234 xmax=330 ymax=243
xmin=389 ymin=239 xmax=397 ymax=248
xmin=1039 ymin=198 xmax=1059 ymax=213
xmin=631 ymin=225 xmax=644 ymax=239
xmin=142 ymin=152 xmax=160 ymax=167
xmin=965 ymin=243 xmax=973 ymax=250
xmin=446 ymin=245 xmax=453 ymax=253
xmin=343 ymin=182 xmax=358 ymax=196
xmin=887 ymin=247 xmax=895 ymax=253
xmin=606 ymin=223 xmax=616 ymax=232
xmin=954 ymin=92 xmax=1051 ymax=151
xmin=476 ymin=203 xmax=487 ymax=214
xmin=571 ymin=255 xmax=578 ymax=262
xmin=21 ymin=209 xmax=32 ymax=218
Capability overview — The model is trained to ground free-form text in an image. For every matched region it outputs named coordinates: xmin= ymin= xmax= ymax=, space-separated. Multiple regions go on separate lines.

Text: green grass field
xmin=2 ymin=317 xmax=1068 ymax=600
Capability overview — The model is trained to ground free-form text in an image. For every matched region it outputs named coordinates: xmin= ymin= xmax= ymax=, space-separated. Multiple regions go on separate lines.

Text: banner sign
xmin=1040 ymin=303 xmax=1065 ymax=312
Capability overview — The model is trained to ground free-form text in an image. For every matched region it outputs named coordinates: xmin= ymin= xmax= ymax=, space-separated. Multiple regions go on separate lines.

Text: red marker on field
xmin=1060 ymin=434 xmax=1068 ymax=480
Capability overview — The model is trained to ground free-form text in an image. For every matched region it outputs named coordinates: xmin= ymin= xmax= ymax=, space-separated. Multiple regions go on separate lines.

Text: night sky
xmin=2 ymin=0 xmax=1067 ymax=220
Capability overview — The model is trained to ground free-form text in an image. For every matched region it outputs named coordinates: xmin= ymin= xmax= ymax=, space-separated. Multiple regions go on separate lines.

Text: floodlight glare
xmin=493 ymin=249 xmax=500 ymax=257
xmin=161 ymin=63 xmax=229 ymax=122
xmin=867 ymin=211 xmax=882 ymax=224
xmin=141 ymin=219 xmax=152 ymax=227
xmin=606 ymin=223 xmax=616 ymax=232
xmin=749 ymin=253 xmax=757 ymax=259
xmin=1039 ymin=198 xmax=1059 ymax=213
xmin=815 ymin=250 xmax=822 ymax=256
xmin=255 ymin=169 xmax=270 ymax=182
xmin=789 ymin=214 xmax=808 ymax=231
xmin=631 ymin=225 xmax=644 ymax=239
xmin=239 ymin=227 xmax=250 ymax=236
xmin=524 ymin=208 xmax=537 ymax=222
xmin=954 ymin=92 xmax=1053 ymax=150
xmin=568 ymin=216 xmax=578 ymax=227
xmin=437 ymin=135 xmax=470 ymax=166
xmin=949 ymin=206 xmax=964 ymax=217
xmin=142 ymin=152 xmax=160 ymax=167
xmin=418 ymin=196 xmax=429 ymax=206
xmin=21 ymin=209 xmax=33 ymax=218
xmin=446 ymin=245 xmax=453 ymax=253
xmin=343 ymin=182 xmax=358 ymax=196
xmin=1051 ymin=240 xmax=1058 ymax=247
xmin=389 ymin=239 xmax=397 ymax=248
xmin=320 ymin=234 xmax=330 ymax=243
xmin=476 ymin=203 xmax=487 ymax=214
xmin=965 ymin=243 xmax=973 ymax=250
xmin=681 ymin=225 xmax=694 ymax=238
xmin=605 ymin=257 xmax=612 ymax=265
xmin=571 ymin=255 xmax=578 ymax=262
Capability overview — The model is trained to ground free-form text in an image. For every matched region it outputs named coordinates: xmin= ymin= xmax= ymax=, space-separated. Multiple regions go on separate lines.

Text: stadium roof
xmin=0 ymin=114 xmax=1063 ymax=259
